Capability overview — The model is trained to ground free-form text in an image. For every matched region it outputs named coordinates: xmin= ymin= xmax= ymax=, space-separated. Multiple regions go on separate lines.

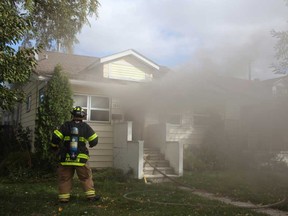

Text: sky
xmin=74 ymin=0 xmax=288 ymax=80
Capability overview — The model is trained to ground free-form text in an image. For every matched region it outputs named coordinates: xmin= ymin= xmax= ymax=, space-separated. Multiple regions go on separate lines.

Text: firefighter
xmin=51 ymin=106 xmax=100 ymax=203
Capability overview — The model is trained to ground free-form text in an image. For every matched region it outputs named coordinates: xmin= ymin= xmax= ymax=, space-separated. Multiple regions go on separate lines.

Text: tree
xmin=272 ymin=0 xmax=288 ymax=74
xmin=0 ymin=0 xmax=38 ymax=110
xmin=272 ymin=30 xmax=288 ymax=74
xmin=0 ymin=0 xmax=99 ymax=110
xmin=23 ymin=0 xmax=100 ymax=52
xmin=34 ymin=65 xmax=73 ymax=162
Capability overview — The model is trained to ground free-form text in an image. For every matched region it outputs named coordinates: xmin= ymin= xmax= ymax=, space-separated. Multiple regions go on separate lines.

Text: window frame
xmin=26 ymin=94 xmax=32 ymax=112
xmin=73 ymin=94 xmax=110 ymax=123
xmin=38 ymin=87 xmax=45 ymax=105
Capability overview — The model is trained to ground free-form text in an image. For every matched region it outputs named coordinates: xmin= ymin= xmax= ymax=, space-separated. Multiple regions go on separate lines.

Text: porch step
xmin=143 ymin=147 xmax=179 ymax=183
xmin=144 ymin=149 xmax=165 ymax=160
xmin=144 ymin=159 xmax=170 ymax=167
xmin=144 ymin=174 xmax=179 ymax=183
xmin=143 ymin=166 xmax=174 ymax=175
xmin=144 ymin=148 xmax=160 ymax=154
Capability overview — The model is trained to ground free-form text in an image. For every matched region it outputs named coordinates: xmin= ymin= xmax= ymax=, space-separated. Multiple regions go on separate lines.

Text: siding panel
xmin=86 ymin=122 xmax=113 ymax=168
xmin=103 ymin=56 xmax=154 ymax=82
xmin=89 ymin=155 xmax=113 ymax=162
xmin=89 ymin=161 xmax=113 ymax=168
xmin=165 ymin=114 xmax=207 ymax=147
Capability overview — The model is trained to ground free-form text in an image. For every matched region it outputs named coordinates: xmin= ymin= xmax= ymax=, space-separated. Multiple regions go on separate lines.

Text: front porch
xmin=113 ymin=121 xmax=183 ymax=181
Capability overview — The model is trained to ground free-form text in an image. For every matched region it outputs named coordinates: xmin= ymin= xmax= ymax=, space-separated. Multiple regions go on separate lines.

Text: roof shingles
xmin=35 ymin=51 xmax=99 ymax=75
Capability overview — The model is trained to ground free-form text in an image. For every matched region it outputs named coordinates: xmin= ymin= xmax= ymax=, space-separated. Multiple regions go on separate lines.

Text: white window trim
xmin=26 ymin=94 xmax=32 ymax=112
xmin=74 ymin=94 xmax=110 ymax=123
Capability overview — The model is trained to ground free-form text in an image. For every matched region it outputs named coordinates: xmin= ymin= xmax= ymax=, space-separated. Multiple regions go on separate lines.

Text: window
xmin=73 ymin=94 xmax=110 ymax=122
xmin=38 ymin=87 xmax=45 ymax=105
xmin=26 ymin=94 xmax=32 ymax=112
xmin=73 ymin=95 xmax=87 ymax=107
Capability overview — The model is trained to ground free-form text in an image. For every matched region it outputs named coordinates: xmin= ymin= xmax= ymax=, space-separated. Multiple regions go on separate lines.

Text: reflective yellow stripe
xmin=78 ymin=153 xmax=89 ymax=159
xmin=64 ymin=136 xmax=70 ymax=141
xmin=85 ymin=190 xmax=95 ymax=196
xmin=79 ymin=137 xmax=87 ymax=142
xmin=54 ymin=130 xmax=63 ymax=139
xmin=59 ymin=193 xmax=70 ymax=199
xmin=65 ymin=153 xmax=89 ymax=160
xmin=60 ymin=162 xmax=85 ymax=166
xmin=88 ymin=133 xmax=97 ymax=142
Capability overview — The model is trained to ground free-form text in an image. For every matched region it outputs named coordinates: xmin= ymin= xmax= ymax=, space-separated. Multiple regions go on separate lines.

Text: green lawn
xmin=0 ymin=168 xmax=285 ymax=216
xmin=182 ymin=169 xmax=288 ymax=211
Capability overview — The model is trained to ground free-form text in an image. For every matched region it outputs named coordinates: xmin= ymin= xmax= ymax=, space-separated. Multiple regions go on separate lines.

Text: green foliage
xmin=272 ymin=29 xmax=288 ymax=74
xmin=272 ymin=0 xmax=288 ymax=74
xmin=93 ymin=168 xmax=130 ymax=183
xmin=0 ymin=171 xmax=271 ymax=215
xmin=25 ymin=0 xmax=100 ymax=52
xmin=0 ymin=151 xmax=31 ymax=178
xmin=0 ymin=0 xmax=38 ymax=110
xmin=184 ymin=113 xmax=229 ymax=171
xmin=15 ymin=124 xmax=32 ymax=151
xmin=0 ymin=0 xmax=99 ymax=111
xmin=0 ymin=124 xmax=32 ymax=161
xmin=183 ymin=170 xmax=288 ymax=209
xmin=34 ymin=65 xmax=73 ymax=162
xmin=184 ymin=111 xmax=282 ymax=171
xmin=0 ymin=126 xmax=16 ymax=159
xmin=0 ymin=124 xmax=33 ymax=177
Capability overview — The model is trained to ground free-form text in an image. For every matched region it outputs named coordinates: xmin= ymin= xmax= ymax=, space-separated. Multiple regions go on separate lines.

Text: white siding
xmin=103 ymin=56 xmax=154 ymax=82
xmin=166 ymin=124 xmax=205 ymax=146
xmin=166 ymin=113 xmax=207 ymax=146
xmin=20 ymin=79 xmax=46 ymax=150
xmin=72 ymin=83 xmax=114 ymax=168
xmin=87 ymin=122 xmax=114 ymax=169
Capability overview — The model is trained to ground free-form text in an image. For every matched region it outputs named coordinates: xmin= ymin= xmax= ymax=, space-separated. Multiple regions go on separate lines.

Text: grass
xmin=182 ymin=169 xmax=288 ymax=211
xmin=0 ymin=168 xmax=286 ymax=216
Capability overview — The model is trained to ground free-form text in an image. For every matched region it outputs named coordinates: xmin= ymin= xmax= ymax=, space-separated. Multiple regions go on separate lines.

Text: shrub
xmin=34 ymin=65 xmax=73 ymax=162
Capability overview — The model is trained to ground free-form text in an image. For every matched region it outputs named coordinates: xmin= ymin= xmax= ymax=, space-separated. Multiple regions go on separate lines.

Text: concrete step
xmin=144 ymin=147 xmax=159 ymax=152
xmin=143 ymin=147 xmax=179 ymax=182
xmin=144 ymin=174 xmax=179 ymax=183
xmin=144 ymin=166 xmax=174 ymax=175
xmin=144 ymin=149 xmax=160 ymax=155
xmin=145 ymin=154 xmax=165 ymax=160
xmin=144 ymin=159 xmax=170 ymax=167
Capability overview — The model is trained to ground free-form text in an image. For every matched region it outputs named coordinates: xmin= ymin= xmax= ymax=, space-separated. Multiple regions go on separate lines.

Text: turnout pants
xmin=57 ymin=163 xmax=96 ymax=202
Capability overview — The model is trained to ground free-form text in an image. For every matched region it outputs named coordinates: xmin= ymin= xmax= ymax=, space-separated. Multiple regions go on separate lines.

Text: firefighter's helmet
xmin=71 ymin=106 xmax=86 ymax=118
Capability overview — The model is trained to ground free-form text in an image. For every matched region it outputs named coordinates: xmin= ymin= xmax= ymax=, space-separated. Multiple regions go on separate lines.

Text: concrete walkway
xmin=179 ymin=186 xmax=288 ymax=216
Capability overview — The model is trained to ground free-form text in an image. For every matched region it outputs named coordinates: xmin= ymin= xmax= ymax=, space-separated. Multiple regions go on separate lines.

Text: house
xmin=4 ymin=48 xmax=284 ymax=178
xmin=5 ymin=49 xmax=187 ymax=179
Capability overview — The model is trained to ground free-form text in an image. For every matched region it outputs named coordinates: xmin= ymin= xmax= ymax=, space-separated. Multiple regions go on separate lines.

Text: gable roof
xmin=34 ymin=49 xmax=169 ymax=85
xmin=34 ymin=50 xmax=165 ymax=76
xmin=35 ymin=51 xmax=99 ymax=75
xmin=100 ymin=49 xmax=160 ymax=70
